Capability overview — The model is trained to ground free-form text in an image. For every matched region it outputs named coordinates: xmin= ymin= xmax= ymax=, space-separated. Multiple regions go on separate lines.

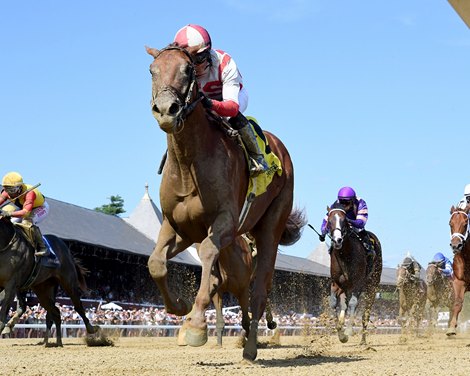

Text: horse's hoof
xmin=243 ymin=346 xmax=257 ymax=361
xmin=267 ymin=321 xmax=277 ymax=330
xmin=446 ymin=331 xmax=457 ymax=337
xmin=185 ymin=326 xmax=208 ymax=347
xmin=2 ymin=327 xmax=11 ymax=335
xmin=177 ymin=326 xmax=188 ymax=346
xmin=338 ymin=331 xmax=348 ymax=343
xmin=172 ymin=298 xmax=192 ymax=317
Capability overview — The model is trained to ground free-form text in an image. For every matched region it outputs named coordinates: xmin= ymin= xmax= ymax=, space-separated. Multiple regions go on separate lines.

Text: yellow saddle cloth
xmin=245 ymin=117 xmax=283 ymax=198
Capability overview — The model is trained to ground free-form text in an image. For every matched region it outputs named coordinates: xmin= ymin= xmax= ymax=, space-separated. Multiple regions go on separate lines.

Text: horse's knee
xmin=148 ymin=254 xmax=166 ymax=279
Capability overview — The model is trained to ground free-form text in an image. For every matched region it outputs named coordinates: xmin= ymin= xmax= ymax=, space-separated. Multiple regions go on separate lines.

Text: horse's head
xmin=449 ymin=205 xmax=469 ymax=255
xmin=146 ymin=44 xmax=200 ymax=133
xmin=425 ymin=262 xmax=441 ymax=285
xmin=396 ymin=265 xmax=411 ymax=288
xmin=326 ymin=203 xmax=348 ymax=250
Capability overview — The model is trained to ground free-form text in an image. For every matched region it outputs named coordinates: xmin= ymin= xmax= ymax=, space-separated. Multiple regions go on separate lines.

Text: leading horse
xmin=325 ymin=203 xmax=382 ymax=344
xmin=0 ymin=216 xmax=99 ymax=345
xmin=425 ymin=262 xmax=453 ymax=329
xmin=146 ymin=45 xmax=305 ymax=361
xmin=447 ymin=205 xmax=470 ymax=335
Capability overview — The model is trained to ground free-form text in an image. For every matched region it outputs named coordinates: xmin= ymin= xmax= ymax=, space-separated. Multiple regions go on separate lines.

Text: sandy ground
xmin=2 ymin=331 xmax=470 ymax=376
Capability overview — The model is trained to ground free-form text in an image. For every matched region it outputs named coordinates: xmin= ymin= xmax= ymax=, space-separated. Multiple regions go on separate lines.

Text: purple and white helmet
xmin=337 ymin=186 xmax=356 ymax=201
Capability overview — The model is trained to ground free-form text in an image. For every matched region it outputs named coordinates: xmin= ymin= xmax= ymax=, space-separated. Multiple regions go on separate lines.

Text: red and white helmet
xmin=173 ymin=24 xmax=211 ymax=54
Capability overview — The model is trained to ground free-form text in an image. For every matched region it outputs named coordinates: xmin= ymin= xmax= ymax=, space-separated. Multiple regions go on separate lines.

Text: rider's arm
xmin=9 ymin=190 xmax=36 ymax=218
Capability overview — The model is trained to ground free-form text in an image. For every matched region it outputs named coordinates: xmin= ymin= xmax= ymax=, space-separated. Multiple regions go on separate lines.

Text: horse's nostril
xmin=168 ymin=103 xmax=180 ymax=115
xmin=152 ymin=105 xmax=160 ymax=114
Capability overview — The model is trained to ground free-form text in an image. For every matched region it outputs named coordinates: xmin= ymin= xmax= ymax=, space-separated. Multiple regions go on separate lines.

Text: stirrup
xmin=249 ymin=156 xmax=268 ymax=176
xmin=35 ymin=250 xmax=48 ymax=257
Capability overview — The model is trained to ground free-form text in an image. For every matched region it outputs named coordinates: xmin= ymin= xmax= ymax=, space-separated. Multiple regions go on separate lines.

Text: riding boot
xmin=229 ymin=113 xmax=269 ymax=176
xmin=31 ymin=225 xmax=49 ymax=257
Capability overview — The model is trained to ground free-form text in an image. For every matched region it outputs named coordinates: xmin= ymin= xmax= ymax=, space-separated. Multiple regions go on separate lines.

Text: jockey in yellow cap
xmin=0 ymin=171 xmax=51 ymax=258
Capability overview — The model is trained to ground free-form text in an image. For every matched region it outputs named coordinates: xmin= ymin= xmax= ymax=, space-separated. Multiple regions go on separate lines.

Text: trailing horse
xmin=447 ymin=205 xmax=470 ymax=336
xmin=425 ymin=262 xmax=453 ymax=329
xmin=0 ymin=216 xmax=99 ymax=345
xmin=396 ymin=264 xmax=427 ymax=335
xmin=325 ymin=203 xmax=382 ymax=344
xmin=146 ymin=45 xmax=305 ymax=361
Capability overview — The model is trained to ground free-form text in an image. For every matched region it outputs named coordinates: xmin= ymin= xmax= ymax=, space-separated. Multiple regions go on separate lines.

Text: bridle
xmin=450 ymin=210 xmax=469 ymax=247
xmin=150 ymin=46 xmax=202 ymax=129
xmin=328 ymin=208 xmax=348 ymax=239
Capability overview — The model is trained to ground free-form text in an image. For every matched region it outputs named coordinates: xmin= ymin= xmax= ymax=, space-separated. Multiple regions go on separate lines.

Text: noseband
xmin=450 ymin=210 xmax=469 ymax=245
xmin=150 ymin=46 xmax=202 ymax=128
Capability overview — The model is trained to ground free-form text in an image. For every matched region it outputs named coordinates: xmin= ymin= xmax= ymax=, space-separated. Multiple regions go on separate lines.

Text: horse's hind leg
xmin=34 ymin=284 xmax=62 ymax=347
xmin=148 ymin=220 xmax=193 ymax=316
xmin=213 ymin=292 xmax=225 ymax=347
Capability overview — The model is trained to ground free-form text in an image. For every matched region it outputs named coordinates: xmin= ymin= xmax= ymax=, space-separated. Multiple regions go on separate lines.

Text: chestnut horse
xmin=447 ymin=205 xmax=470 ymax=336
xmin=396 ymin=264 xmax=427 ymax=334
xmin=425 ymin=262 xmax=453 ymax=329
xmin=0 ymin=216 xmax=99 ymax=345
xmin=146 ymin=45 xmax=305 ymax=360
xmin=325 ymin=203 xmax=382 ymax=344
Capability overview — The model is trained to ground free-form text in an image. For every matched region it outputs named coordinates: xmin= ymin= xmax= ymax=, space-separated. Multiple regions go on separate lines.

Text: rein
xmin=150 ymin=46 xmax=202 ymax=128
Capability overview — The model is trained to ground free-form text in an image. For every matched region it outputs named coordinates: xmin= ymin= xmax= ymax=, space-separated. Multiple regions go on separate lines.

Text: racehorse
xmin=425 ymin=262 xmax=453 ymax=329
xmin=396 ymin=264 xmax=427 ymax=334
xmin=146 ymin=45 xmax=305 ymax=360
xmin=0 ymin=216 xmax=99 ymax=345
xmin=447 ymin=205 xmax=470 ymax=336
xmin=325 ymin=203 xmax=382 ymax=344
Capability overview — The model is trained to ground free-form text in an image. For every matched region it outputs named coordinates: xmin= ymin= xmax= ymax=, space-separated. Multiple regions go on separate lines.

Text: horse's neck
xmin=166 ymin=115 xmax=234 ymax=193
xmin=0 ymin=221 xmax=15 ymax=249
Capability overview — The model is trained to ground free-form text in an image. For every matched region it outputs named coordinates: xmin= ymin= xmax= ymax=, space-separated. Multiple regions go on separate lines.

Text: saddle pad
xmin=246 ymin=116 xmax=282 ymax=198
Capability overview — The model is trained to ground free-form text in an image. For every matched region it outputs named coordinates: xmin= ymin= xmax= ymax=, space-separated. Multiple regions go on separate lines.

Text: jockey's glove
xmin=319 ymin=234 xmax=326 ymax=242
xmin=200 ymin=93 xmax=213 ymax=109
xmin=0 ymin=210 xmax=12 ymax=218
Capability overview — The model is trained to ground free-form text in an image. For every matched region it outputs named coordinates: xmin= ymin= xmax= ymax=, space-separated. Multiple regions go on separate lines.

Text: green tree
xmin=94 ymin=195 xmax=125 ymax=216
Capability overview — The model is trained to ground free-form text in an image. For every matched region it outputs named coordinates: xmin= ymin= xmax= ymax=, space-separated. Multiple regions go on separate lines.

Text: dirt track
xmin=3 ymin=332 xmax=470 ymax=376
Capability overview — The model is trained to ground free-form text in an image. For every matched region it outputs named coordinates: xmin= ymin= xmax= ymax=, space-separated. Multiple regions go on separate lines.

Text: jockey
xmin=173 ymin=24 xmax=268 ymax=176
xmin=0 ymin=171 xmax=53 ymax=259
xmin=457 ymin=183 xmax=470 ymax=209
xmin=319 ymin=186 xmax=375 ymax=274
xmin=401 ymin=256 xmax=422 ymax=282
xmin=431 ymin=252 xmax=453 ymax=279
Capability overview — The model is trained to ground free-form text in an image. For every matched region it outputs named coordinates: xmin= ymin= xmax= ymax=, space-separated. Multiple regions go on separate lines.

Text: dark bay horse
xmin=425 ymin=262 xmax=453 ymax=329
xmin=0 ymin=216 xmax=99 ymax=345
xmin=325 ymin=203 xmax=382 ymax=344
xmin=146 ymin=45 xmax=305 ymax=360
xmin=396 ymin=265 xmax=427 ymax=334
xmin=447 ymin=205 xmax=470 ymax=336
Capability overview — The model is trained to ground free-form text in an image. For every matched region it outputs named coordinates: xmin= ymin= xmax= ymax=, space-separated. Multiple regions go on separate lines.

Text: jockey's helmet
xmin=464 ymin=183 xmax=470 ymax=197
xmin=337 ymin=186 xmax=356 ymax=203
xmin=2 ymin=171 xmax=24 ymax=197
xmin=402 ymin=257 xmax=412 ymax=266
xmin=174 ymin=24 xmax=212 ymax=56
xmin=433 ymin=252 xmax=445 ymax=264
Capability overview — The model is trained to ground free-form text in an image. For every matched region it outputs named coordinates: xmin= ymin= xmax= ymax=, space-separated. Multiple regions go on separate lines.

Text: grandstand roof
xmin=36 ymin=187 xmax=397 ymax=285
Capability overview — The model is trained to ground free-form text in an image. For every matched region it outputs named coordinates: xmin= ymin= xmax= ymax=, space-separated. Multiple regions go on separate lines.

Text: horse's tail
xmin=279 ymin=207 xmax=307 ymax=246
xmin=73 ymin=257 xmax=89 ymax=293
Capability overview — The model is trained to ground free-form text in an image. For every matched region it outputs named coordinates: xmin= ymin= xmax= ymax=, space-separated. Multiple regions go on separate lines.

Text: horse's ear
xmin=450 ymin=205 xmax=455 ymax=213
xmin=145 ymin=46 xmax=160 ymax=58
xmin=326 ymin=205 xmax=330 ymax=212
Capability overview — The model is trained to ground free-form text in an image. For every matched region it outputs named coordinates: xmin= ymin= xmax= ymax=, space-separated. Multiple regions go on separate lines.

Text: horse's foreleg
xmin=148 ymin=222 xmax=192 ymax=316
xmin=0 ymin=285 xmax=18 ymax=336
xmin=447 ymin=279 xmax=465 ymax=336
xmin=344 ymin=294 xmax=358 ymax=338
xmin=185 ymin=236 xmax=221 ymax=347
